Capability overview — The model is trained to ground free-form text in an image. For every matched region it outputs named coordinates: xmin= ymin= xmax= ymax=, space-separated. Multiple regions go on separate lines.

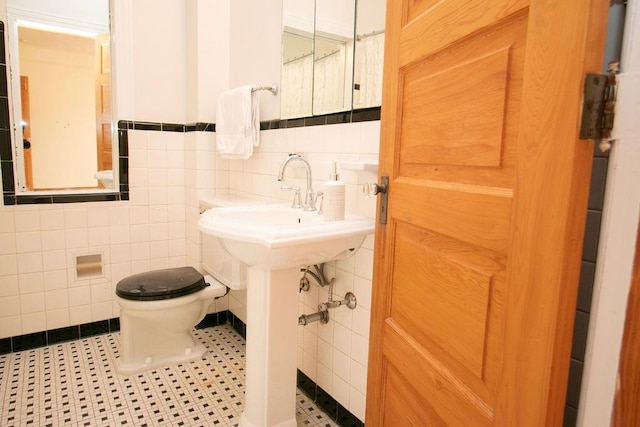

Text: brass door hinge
xmin=580 ymin=61 xmax=619 ymax=152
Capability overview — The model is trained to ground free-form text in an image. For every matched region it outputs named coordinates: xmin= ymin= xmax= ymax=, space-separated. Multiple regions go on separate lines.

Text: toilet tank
xmin=200 ymin=194 xmax=264 ymax=290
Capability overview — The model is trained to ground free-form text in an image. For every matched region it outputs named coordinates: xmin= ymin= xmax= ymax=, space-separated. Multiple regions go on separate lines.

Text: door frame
xmin=579 ymin=1 xmax=640 ymax=424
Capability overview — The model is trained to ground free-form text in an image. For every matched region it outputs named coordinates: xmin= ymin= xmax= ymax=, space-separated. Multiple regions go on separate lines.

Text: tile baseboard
xmin=297 ymin=370 xmax=365 ymax=427
xmin=0 ymin=311 xmax=229 ymax=355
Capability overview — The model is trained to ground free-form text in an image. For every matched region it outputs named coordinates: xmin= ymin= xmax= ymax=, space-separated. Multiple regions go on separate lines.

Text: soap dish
xmin=340 ymin=161 xmax=378 ymax=172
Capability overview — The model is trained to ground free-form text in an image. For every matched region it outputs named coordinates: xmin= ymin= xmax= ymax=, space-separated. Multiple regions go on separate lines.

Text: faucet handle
xmin=281 ymin=185 xmax=303 ymax=209
xmin=315 ymin=191 xmax=324 ymax=214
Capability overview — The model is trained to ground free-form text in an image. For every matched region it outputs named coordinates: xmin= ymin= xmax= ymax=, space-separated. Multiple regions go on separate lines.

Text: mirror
xmin=281 ymin=0 xmax=315 ymax=119
xmin=6 ymin=0 xmax=114 ymax=191
xmin=281 ymin=31 xmax=313 ymax=118
xmin=353 ymin=0 xmax=385 ymax=109
xmin=280 ymin=0 xmax=356 ymax=119
xmin=312 ymin=0 xmax=355 ymax=115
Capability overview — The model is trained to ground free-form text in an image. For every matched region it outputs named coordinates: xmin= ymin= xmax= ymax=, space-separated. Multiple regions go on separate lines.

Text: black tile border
xmin=47 ymin=325 xmax=81 ymax=345
xmin=0 ymin=336 xmax=10 ymax=354
xmin=565 ymin=141 xmax=611 ymax=422
xmin=0 ymin=317 xmax=122 ymax=354
xmin=259 ymin=107 xmax=380 ymax=131
xmin=228 ymin=312 xmax=247 ymax=339
xmin=195 ymin=310 xmax=229 ymax=330
xmin=12 ymin=331 xmax=47 ymax=352
xmin=297 ymin=370 xmax=365 ymax=427
xmin=1 ymin=106 xmax=380 ymax=206
xmin=80 ymin=320 xmax=111 ymax=338
xmin=0 ymin=311 xmax=231 ymax=355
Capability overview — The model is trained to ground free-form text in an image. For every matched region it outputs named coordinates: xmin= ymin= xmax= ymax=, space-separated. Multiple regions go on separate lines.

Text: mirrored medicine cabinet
xmin=281 ymin=0 xmax=386 ymax=119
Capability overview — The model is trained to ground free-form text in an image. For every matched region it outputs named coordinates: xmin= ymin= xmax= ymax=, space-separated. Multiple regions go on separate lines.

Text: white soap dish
xmin=340 ymin=161 xmax=378 ymax=172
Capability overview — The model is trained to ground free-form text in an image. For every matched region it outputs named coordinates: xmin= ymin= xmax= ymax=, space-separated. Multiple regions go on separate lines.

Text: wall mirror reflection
xmin=280 ymin=0 xmax=384 ymax=119
xmin=281 ymin=0 xmax=356 ymax=119
xmin=312 ymin=0 xmax=355 ymax=116
xmin=353 ymin=0 xmax=385 ymax=109
xmin=6 ymin=0 xmax=114 ymax=192
xmin=281 ymin=0 xmax=315 ymax=119
xmin=281 ymin=30 xmax=314 ymax=119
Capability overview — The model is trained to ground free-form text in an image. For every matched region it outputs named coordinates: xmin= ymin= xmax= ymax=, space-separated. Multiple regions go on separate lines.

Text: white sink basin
xmin=198 ymin=204 xmax=374 ymax=269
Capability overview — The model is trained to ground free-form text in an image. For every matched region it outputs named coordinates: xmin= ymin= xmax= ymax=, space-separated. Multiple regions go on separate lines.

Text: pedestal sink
xmin=199 ymin=204 xmax=374 ymax=427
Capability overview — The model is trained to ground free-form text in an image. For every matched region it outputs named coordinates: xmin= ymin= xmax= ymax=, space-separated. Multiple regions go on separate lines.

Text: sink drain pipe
xmin=299 ymin=309 xmax=329 ymax=325
xmin=298 ymin=291 xmax=358 ymax=325
xmin=298 ymin=264 xmax=357 ymax=326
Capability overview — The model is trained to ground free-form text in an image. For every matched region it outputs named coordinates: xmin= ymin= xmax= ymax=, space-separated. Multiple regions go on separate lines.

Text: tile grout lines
xmin=0 ymin=324 xmax=338 ymax=427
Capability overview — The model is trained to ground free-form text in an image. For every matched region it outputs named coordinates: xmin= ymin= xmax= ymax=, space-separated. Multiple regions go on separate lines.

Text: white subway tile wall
xmin=0 ymin=119 xmax=380 ymax=422
xmin=216 ymin=121 xmax=380 ymax=419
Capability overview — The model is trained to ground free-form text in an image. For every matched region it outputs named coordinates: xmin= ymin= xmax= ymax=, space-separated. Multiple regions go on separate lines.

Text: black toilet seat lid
xmin=116 ymin=266 xmax=207 ymax=301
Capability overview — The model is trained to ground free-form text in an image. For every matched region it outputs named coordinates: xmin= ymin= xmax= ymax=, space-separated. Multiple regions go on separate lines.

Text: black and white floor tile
xmin=0 ymin=325 xmax=338 ymax=426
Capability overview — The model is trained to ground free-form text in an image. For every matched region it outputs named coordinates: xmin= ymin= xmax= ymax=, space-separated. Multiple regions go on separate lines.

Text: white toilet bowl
xmin=115 ymin=266 xmax=226 ymax=375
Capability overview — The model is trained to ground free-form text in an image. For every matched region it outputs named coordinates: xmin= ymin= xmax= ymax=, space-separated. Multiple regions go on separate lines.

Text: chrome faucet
xmin=277 ymin=154 xmax=316 ymax=211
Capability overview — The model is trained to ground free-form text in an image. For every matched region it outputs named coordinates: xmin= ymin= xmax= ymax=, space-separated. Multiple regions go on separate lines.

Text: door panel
xmin=399 ymin=12 xmax=525 ymax=189
xmin=384 ymin=365 xmax=448 ymax=426
xmin=367 ymin=0 xmax=609 ymax=424
xmin=392 ymin=222 xmax=500 ymax=380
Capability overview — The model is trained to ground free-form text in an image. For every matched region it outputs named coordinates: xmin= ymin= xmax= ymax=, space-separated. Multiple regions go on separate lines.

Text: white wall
xmin=229 ymin=0 xmax=282 ymax=121
xmin=185 ymin=0 xmax=230 ymax=124
xmin=130 ymin=0 xmax=186 ymax=123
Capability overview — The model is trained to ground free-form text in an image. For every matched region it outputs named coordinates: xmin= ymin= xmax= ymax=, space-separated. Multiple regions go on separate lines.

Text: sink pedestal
xmin=239 ymin=267 xmax=300 ymax=427
xmin=198 ymin=203 xmax=374 ymax=426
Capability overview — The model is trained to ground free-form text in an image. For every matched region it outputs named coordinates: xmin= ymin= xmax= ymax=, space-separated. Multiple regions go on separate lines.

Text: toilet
xmin=114 ymin=196 xmax=252 ymax=375
xmin=115 ymin=267 xmax=227 ymax=374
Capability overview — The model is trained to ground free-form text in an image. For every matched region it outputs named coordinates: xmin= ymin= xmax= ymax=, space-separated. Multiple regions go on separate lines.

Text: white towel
xmin=215 ymin=85 xmax=260 ymax=159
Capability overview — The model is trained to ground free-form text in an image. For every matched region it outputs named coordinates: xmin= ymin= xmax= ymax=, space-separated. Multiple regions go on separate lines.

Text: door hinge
xmin=579 ymin=61 xmax=619 ymax=152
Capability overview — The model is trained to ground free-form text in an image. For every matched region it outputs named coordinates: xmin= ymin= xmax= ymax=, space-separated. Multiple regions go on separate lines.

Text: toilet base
xmin=115 ymin=337 xmax=208 ymax=375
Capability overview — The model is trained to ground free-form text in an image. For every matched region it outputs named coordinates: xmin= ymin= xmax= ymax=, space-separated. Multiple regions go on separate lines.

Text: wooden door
xmin=367 ymin=0 xmax=609 ymax=425
xmin=95 ymin=32 xmax=112 ymax=184
xmin=20 ymin=76 xmax=33 ymax=190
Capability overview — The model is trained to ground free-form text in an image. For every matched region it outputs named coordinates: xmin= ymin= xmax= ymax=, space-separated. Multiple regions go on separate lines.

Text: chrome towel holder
xmin=252 ymin=83 xmax=278 ymax=95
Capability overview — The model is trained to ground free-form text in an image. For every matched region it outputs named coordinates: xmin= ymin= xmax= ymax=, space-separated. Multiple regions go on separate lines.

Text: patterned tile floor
xmin=0 ymin=324 xmax=338 ymax=426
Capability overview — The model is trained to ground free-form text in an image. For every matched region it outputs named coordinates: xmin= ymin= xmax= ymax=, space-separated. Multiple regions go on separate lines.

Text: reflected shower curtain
xmin=353 ymin=32 xmax=385 ymax=108
xmin=313 ymin=45 xmax=346 ymax=115
xmin=281 ymin=54 xmax=313 ymax=118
